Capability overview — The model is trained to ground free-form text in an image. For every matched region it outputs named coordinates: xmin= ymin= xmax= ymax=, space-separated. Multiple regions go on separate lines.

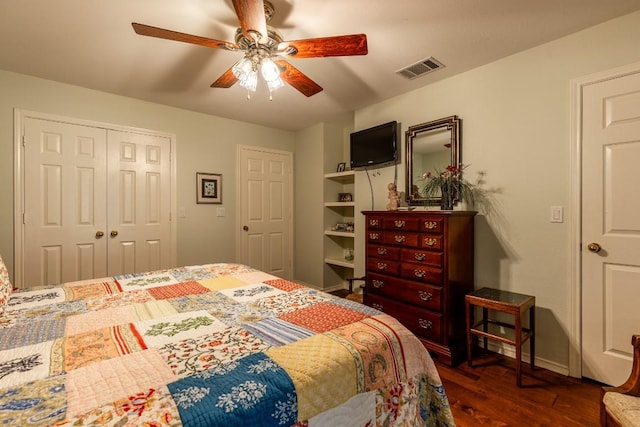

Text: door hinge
xmin=22 ymin=212 xmax=26 ymax=224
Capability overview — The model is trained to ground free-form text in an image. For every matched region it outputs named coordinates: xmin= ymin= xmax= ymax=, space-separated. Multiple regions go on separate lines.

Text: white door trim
xmin=569 ymin=61 xmax=640 ymax=378
xmin=235 ymin=144 xmax=294 ymax=275
xmin=13 ymin=109 xmax=177 ymax=286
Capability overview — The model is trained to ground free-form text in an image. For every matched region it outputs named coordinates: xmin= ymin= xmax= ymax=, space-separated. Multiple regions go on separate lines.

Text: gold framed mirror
xmin=405 ymin=115 xmax=461 ymax=206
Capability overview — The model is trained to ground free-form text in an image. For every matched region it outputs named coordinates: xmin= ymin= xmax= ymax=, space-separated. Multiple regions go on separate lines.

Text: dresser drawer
xmin=400 ymin=262 xmax=443 ymax=284
xmin=366 ymin=294 xmax=442 ymax=343
xmin=367 ymin=273 xmax=442 ymax=311
xmin=382 ymin=217 xmax=420 ymax=231
xmin=368 ymin=244 xmax=401 ymax=260
xmin=401 ymin=248 xmax=443 ymax=267
xmin=382 ymin=231 xmax=419 ymax=247
xmin=419 ymin=217 xmax=443 ymax=233
xmin=366 ymin=258 xmax=400 ymax=276
xmin=420 ymin=234 xmax=443 ymax=250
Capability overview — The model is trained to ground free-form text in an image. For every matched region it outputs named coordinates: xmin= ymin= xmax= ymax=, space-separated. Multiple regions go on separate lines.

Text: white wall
xmin=352 ymin=10 xmax=640 ymax=371
xmin=0 ymin=70 xmax=295 ymax=280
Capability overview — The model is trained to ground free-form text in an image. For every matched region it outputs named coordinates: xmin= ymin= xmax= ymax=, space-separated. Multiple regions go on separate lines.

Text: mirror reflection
xmin=405 ymin=115 xmax=461 ymax=205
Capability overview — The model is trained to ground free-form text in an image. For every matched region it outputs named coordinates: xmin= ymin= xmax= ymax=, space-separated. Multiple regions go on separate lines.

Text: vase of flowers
xmin=421 ymin=164 xmax=474 ymax=210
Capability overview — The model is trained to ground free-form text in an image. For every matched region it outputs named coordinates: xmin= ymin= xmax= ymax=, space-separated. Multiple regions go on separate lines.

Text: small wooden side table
xmin=465 ymin=287 xmax=535 ymax=387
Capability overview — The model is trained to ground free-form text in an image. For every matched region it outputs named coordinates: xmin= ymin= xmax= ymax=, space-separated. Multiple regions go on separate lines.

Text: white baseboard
xmin=482 ymin=341 xmax=569 ymax=376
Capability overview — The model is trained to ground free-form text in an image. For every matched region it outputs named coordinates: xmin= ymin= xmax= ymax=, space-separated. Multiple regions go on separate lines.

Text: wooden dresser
xmin=362 ymin=210 xmax=476 ymax=365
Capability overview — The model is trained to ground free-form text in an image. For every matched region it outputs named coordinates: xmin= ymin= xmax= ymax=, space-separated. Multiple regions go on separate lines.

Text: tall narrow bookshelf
xmin=323 ymin=170 xmax=355 ymax=287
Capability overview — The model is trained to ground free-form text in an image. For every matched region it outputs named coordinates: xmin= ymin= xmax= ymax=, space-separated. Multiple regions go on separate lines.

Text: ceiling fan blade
xmin=275 ymin=60 xmax=323 ymax=97
xmin=132 ymin=23 xmax=239 ymax=51
xmin=232 ymin=0 xmax=268 ymax=41
xmin=211 ymin=67 xmax=238 ymax=88
xmin=279 ymin=34 xmax=368 ymax=59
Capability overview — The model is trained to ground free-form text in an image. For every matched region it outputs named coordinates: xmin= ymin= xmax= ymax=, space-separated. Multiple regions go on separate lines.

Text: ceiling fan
xmin=132 ymin=0 xmax=368 ymax=98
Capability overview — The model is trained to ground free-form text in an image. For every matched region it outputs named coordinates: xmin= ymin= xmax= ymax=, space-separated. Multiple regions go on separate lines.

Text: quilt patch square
xmin=0 ymin=317 xmax=65 ymax=350
xmin=197 ymin=276 xmax=247 ymax=291
xmin=251 ymin=289 xmax=329 ymax=316
xmin=66 ymin=281 xmax=120 ymax=301
xmin=279 ymin=302 xmax=367 ymax=333
xmin=65 ymin=349 xmax=176 ymax=418
xmin=115 ymin=273 xmax=179 ymax=291
xmin=218 ymin=283 xmax=284 ymax=304
xmin=167 ymin=352 xmax=297 ymax=427
xmin=263 ymin=278 xmax=306 ymax=292
xmin=158 ymin=326 xmax=271 ymax=378
xmin=6 ymin=287 xmax=68 ymax=311
xmin=135 ymin=310 xmax=227 ymax=348
xmin=51 ymin=325 xmax=146 ymax=374
xmin=64 ymin=305 xmax=139 ymax=336
xmin=0 ymin=373 xmax=67 ymax=426
xmin=147 ymin=281 xmax=210 ymax=300
xmin=85 ymin=289 xmax=154 ymax=311
xmin=57 ymin=385 xmax=182 ymax=427
xmin=0 ymin=341 xmax=54 ymax=389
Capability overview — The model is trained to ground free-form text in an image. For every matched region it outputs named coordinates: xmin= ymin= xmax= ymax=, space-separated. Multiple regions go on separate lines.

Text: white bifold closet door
xmin=23 ymin=117 xmax=172 ymax=286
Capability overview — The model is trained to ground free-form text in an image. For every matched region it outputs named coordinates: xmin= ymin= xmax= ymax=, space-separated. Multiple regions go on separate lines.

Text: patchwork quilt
xmin=0 ymin=263 xmax=455 ymax=426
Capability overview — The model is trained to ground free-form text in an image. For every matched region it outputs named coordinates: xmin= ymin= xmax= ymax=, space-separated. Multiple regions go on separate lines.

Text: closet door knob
xmin=110 ymin=230 xmax=119 ymax=237
xmin=95 ymin=231 xmax=104 ymax=238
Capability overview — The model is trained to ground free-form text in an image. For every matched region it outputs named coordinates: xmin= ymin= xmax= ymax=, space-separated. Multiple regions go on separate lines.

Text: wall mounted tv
xmin=350 ymin=121 xmax=398 ymax=169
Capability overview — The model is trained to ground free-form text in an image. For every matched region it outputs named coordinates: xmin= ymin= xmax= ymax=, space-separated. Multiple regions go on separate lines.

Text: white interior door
xmin=106 ymin=130 xmax=172 ymax=276
xmin=581 ymin=70 xmax=640 ymax=386
xmin=23 ymin=118 xmax=108 ymax=286
xmin=21 ymin=115 xmax=173 ymax=286
xmin=238 ymin=146 xmax=293 ymax=279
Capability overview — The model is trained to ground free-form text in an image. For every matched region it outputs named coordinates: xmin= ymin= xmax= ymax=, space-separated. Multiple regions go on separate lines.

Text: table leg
xmin=515 ymin=310 xmax=523 ymax=387
xmin=466 ymin=299 xmax=473 ymax=367
xmin=482 ymin=307 xmax=488 ymax=352
xmin=530 ymin=304 xmax=536 ymax=370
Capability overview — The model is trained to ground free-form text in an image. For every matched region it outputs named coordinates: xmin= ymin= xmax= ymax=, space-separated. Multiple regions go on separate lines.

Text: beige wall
xmin=0 ymin=70 xmax=295 ymax=280
xmin=352 ymin=10 xmax=640 ymax=371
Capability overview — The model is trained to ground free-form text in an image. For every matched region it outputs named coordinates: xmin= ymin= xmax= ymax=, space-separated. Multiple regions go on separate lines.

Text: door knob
xmin=587 ymin=242 xmax=601 ymax=253
xmin=110 ymin=230 xmax=119 ymax=237
xmin=95 ymin=231 xmax=104 ymax=238
xmin=243 ymin=225 xmax=249 ymax=231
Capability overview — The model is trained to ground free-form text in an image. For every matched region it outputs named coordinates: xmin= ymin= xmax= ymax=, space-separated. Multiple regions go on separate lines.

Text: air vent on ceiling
xmin=396 ymin=56 xmax=445 ymax=80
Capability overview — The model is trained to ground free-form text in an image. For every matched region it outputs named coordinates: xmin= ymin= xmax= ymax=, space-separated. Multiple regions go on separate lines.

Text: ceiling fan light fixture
xmin=260 ymin=57 xmax=280 ymax=82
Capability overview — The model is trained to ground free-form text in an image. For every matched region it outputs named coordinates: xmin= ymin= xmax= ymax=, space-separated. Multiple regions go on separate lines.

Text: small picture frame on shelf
xmin=338 ymin=193 xmax=353 ymax=202
xmin=196 ymin=172 xmax=222 ymax=204
xmin=336 ymin=162 xmax=346 ymax=172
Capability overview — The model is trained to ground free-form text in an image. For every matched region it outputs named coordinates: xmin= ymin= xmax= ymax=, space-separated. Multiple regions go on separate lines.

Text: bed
xmin=0 ymin=256 xmax=455 ymax=426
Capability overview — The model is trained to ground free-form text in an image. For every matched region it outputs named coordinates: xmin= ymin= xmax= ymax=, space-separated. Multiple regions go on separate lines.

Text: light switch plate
xmin=216 ymin=207 xmax=225 ymax=217
xmin=550 ymin=206 xmax=563 ymax=223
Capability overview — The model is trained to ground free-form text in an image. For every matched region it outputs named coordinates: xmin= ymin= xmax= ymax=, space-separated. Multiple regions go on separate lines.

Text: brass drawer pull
xmin=372 ymin=303 xmax=384 ymax=311
xmin=414 ymin=253 xmax=426 ymax=261
xmin=394 ymin=220 xmax=406 ymax=228
xmin=369 ymin=233 xmax=380 ymax=240
xmin=424 ymin=237 xmax=437 ymax=246
xmin=424 ymin=221 xmax=438 ymax=230
xmin=418 ymin=291 xmax=433 ymax=301
xmin=414 ymin=269 xmax=425 ymax=278
xmin=377 ymin=247 xmax=387 ymax=255
xmin=394 ymin=235 xmax=406 ymax=243
xmin=369 ymin=219 xmax=380 ymax=227
xmin=419 ymin=319 xmax=433 ymax=329
xmin=372 ymin=279 xmax=384 ymax=288
xmin=376 ymin=262 xmax=387 ymax=271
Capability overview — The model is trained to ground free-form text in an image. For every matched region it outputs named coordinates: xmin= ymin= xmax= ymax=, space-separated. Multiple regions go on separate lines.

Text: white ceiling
xmin=2 ymin=0 xmax=640 ymax=131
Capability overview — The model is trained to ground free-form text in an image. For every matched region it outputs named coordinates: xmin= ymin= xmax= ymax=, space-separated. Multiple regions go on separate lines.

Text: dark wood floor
xmin=435 ymin=352 xmax=603 ymax=426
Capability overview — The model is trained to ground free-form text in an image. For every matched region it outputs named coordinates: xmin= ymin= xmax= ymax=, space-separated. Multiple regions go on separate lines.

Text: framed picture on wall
xmin=196 ymin=172 xmax=222 ymax=204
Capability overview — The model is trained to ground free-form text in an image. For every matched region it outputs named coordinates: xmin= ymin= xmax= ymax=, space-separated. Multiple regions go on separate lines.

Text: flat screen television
xmin=350 ymin=121 xmax=398 ymax=169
